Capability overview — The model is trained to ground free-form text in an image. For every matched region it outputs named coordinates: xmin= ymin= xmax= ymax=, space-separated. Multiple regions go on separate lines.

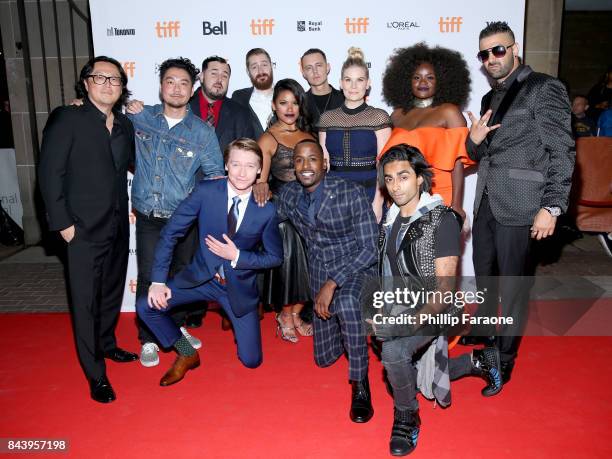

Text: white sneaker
xmin=180 ymin=326 xmax=202 ymax=349
xmin=140 ymin=342 xmax=160 ymax=367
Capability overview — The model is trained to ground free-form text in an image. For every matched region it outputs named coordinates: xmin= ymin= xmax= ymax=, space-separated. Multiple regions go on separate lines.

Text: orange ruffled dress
xmin=378 ymin=126 xmax=474 ymax=206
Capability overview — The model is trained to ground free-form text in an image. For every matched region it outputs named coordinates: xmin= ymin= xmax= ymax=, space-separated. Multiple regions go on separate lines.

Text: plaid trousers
xmin=310 ymin=261 xmax=370 ymax=381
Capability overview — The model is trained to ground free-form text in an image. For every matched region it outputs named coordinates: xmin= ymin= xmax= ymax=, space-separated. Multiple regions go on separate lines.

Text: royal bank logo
xmin=155 ymin=20 xmax=181 ymax=38
xmin=297 ymin=20 xmax=323 ymax=32
xmin=345 ymin=17 xmax=369 ymax=34
xmin=250 ymin=18 xmax=275 ymax=35
xmin=203 ymin=21 xmax=227 ymax=36
xmin=439 ymin=16 xmax=463 ymax=33
xmin=107 ymin=27 xmax=136 ymax=37
xmin=386 ymin=20 xmax=420 ymax=31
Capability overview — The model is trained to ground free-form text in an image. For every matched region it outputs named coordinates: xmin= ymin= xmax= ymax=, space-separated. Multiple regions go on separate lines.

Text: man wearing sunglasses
xmin=466 ymin=21 xmax=575 ymax=390
xmin=39 ymin=56 xmax=136 ymax=403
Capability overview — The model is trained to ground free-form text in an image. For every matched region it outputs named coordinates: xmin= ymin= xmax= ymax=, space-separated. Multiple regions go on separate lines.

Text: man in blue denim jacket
xmin=127 ymin=57 xmax=224 ymax=367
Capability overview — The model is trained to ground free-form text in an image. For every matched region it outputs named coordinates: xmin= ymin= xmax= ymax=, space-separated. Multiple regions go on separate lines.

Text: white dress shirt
xmin=249 ymin=89 xmax=273 ymax=131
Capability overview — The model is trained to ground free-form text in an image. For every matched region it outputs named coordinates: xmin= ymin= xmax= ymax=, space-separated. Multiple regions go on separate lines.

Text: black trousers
xmin=66 ymin=213 xmax=128 ymax=381
xmin=472 ymin=194 xmax=531 ymax=368
xmin=134 ymin=210 xmax=201 ymax=344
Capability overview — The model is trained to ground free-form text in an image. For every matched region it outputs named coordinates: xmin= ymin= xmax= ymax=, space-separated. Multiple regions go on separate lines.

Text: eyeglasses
xmin=477 ymin=43 xmax=515 ymax=63
xmin=87 ymin=74 xmax=122 ymax=86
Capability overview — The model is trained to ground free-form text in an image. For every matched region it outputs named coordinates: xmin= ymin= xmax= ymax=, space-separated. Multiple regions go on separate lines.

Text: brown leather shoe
xmin=159 ymin=352 xmax=200 ymax=386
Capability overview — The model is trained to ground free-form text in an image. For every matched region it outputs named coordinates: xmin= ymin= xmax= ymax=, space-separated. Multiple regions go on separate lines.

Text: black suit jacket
xmin=230 ymin=87 xmax=265 ymax=138
xmin=467 ymin=66 xmax=575 ymax=226
xmin=38 ymin=98 xmax=135 ymax=241
xmin=189 ymin=91 xmax=257 ymax=151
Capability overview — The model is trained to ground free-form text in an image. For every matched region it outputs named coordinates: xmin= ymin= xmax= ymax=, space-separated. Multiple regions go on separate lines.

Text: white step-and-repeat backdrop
xmin=89 ymin=0 xmax=525 ymax=311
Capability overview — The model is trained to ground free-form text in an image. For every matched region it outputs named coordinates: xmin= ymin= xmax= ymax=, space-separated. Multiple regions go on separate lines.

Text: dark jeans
xmin=134 ymin=209 xmax=202 ymax=345
xmin=381 ymin=336 xmax=472 ymax=411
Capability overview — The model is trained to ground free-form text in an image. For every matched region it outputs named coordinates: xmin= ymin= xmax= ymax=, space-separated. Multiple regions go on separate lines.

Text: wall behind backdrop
xmin=89 ymin=0 xmax=525 ymax=311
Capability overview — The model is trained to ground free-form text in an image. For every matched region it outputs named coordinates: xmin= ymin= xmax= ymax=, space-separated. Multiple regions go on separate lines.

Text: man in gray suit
xmin=466 ymin=22 xmax=575 ymax=389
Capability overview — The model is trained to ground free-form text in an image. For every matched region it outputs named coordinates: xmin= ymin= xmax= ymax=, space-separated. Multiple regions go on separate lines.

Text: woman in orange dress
xmin=380 ymin=43 xmax=473 ymax=220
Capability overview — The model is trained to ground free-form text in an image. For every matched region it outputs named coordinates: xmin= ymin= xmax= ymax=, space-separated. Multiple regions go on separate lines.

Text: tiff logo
xmin=203 ymin=21 xmax=227 ymax=35
xmin=250 ymin=19 xmax=275 ymax=35
xmin=122 ymin=62 xmax=135 ymax=79
xmin=107 ymin=27 xmax=135 ymax=36
xmin=155 ymin=20 xmax=180 ymax=38
xmin=345 ymin=17 xmax=369 ymax=34
xmin=439 ymin=16 xmax=463 ymax=33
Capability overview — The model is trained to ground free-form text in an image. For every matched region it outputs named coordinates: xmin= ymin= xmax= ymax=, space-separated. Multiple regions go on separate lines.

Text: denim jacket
xmin=129 ymin=104 xmax=224 ymax=218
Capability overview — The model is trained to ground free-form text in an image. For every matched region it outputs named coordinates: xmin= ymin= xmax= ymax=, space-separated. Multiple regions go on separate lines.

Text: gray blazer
xmin=467 ymin=66 xmax=575 ymax=226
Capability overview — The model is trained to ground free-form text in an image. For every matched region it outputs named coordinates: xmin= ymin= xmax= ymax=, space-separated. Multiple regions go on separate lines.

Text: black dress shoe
xmin=89 ymin=375 xmax=116 ymax=403
xmin=184 ymin=313 xmax=203 ymax=329
xmin=390 ymin=408 xmax=420 ymax=456
xmin=350 ymin=376 xmax=374 ymax=423
xmin=104 ymin=348 xmax=138 ymax=363
xmin=471 ymin=347 xmax=503 ymax=397
xmin=501 ymin=361 xmax=513 ymax=384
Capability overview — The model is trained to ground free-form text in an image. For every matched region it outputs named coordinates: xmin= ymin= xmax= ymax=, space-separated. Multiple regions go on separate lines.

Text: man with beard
xmin=189 ymin=56 xmax=256 ymax=151
xmin=277 ymin=139 xmax=378 ymax=424
xmin=300 ymin=48 xmax=344 ymax=128
xmin=126 ymin=57 xmax=224 ymax=368
xmin=466 ymin=22 xmax=574 ymax=387
xmin=231 ymin=48 xmax=274 ymax=138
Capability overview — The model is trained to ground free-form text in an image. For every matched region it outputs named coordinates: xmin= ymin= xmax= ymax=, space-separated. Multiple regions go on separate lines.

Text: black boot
xmin=349 ymin=376 xmax=374 ymax=423
xmin=389 ymin=408 xmax=421 ymax=456
xmin=501 ymin=360 xmax=514 ymax=384
xmin=472 ymin=347 xmax=503 ymax=397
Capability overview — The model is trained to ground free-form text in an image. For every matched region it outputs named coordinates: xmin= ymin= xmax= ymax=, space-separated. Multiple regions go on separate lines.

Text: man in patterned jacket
xmin=277 ymin=139 xmax=378 ymax=424
xmin=466 ymin=21 xmax=575 ymax=386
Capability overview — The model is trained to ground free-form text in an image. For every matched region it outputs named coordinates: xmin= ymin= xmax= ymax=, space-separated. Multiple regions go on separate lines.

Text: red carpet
xmin=1 ymin=312 xmax=611 ymax=458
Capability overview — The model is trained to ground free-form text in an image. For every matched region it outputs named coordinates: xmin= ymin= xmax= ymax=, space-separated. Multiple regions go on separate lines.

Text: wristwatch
xmin=543 ymin=206 xmax=561 ymax=217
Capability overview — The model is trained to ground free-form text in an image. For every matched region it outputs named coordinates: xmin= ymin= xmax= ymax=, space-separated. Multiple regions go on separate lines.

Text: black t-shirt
xmin=386 ymin=211 xmax=461 ymax=277
xmin=571 ymin=114 xmax=596 ymax=137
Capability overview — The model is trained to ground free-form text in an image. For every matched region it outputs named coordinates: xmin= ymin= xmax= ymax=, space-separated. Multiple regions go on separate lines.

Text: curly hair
xmin=382 ymin=42 xmax=470 ymax=111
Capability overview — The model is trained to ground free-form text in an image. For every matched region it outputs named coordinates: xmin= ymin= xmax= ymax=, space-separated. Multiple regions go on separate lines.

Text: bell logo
xmin=122 ymin=62 xmax=135 ymax=79
xmin=439 ymin=16 xmax=463 ymax=33
xmin=345 ymin=17 xmax=369 ymax=34
xmin=203 ymin=21 xmax=227 ymax=35
xmin=250 ymin=19 xmax=275 ymax=35
xmin=155 ymin=20 xmax=180 ymax=38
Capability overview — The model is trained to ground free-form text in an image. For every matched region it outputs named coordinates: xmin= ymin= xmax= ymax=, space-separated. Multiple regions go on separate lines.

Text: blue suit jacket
xmin=277 ymin=175 xmax=378 ymax=292
xmin=151 ymin=178 xmax=283 ymax=317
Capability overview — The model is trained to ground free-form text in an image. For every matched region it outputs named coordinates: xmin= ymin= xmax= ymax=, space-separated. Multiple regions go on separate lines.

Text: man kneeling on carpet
xmin=375 ymin=144 xmax=503 ymax=456
xmin=136 ymin=138 xmax=283 ymax=386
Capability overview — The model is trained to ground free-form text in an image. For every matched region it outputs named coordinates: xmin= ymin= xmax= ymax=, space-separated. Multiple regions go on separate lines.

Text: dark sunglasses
xmin=477 ymin=43 xmax=515 ymax=63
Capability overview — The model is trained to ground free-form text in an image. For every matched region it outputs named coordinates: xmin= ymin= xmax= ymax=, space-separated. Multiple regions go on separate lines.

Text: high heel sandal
xmin=292 ymin=312 xmax=313 ymax=337
xmin=275 ymin=313 xmax=298 ymax=343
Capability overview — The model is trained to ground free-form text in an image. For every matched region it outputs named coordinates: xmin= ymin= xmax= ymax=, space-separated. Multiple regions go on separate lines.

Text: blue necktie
xmin=227 ymin=195 xmax=241 ymax=237
xmin=219 ymin=196 xmax=241 ymax=280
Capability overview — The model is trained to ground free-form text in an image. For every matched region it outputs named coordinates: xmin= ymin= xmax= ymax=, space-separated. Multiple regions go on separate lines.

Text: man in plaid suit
xmin=277 ymin=139 xmax=378 ymax=423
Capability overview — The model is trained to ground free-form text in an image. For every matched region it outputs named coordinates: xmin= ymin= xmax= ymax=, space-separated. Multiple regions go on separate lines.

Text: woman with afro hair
xmin=380 ymin=43 xmax=473 ymax=220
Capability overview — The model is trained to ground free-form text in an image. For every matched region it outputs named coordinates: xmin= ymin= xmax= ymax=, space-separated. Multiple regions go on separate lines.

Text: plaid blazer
xmin=277 ymin=175 xmax=378 ymax=290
